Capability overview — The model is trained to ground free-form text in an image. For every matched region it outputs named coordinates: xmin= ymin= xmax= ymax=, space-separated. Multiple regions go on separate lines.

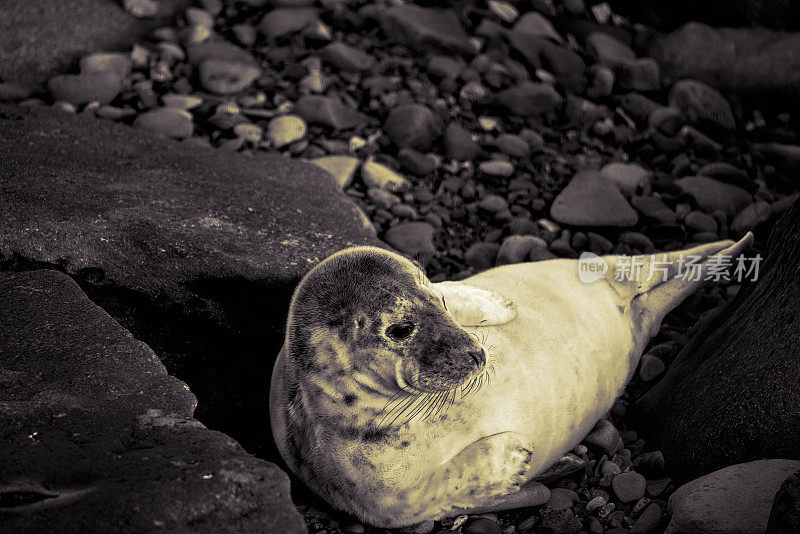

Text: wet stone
xmin=294 ymin=95 xmax=368 ymax=129
xmin=311 ymin=156 xmax=360 ymax=189
xmin=133 ymin=108 xmax=193 ymax=139
xmin=669 ymin=79 xmax=735 ymax=132
xmin=48 ymin=73 xmax=122 ymax=106
xmin=612 ymin=472 xmax=647 ymax=503
xmin=384 ymin=103 xmax=440 ymax=152
xmin=496 ymin=81 xmax=562 ymax=116
xmin=384 ymin=222 xmax=436 ymax=266
xmin=320 ymin=42 xmax=376 ymax=72
xmin=268 ymin=115 xmax=307 ymax=147
xmin=551 ymin=171 xmax=638 ymax=227
xmin=361 ymin=158 xmax=411 ymax=192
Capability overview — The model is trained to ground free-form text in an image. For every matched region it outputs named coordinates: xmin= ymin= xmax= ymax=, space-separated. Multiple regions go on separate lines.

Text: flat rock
xmin=631 ymin=195 xmax=676 ymax=223
xmin=0 ymin=0 xmax=188 ymax=89
xmin=551 ymin=171 xmax=639 ymax=227
xmin=666 ymin=460 xmax=800 ymax=534
xmin=675 ymin=175 xmax=752 ymax=217
xmin=0 ymin=104 xmax=379 ymax=463
xmin=648 ymin=22 xmax=800 ymax=100
xmin=586 ymin=32 xmax=637 ymax=68
xmin=379 ymin=5 xmax=474 ymax=56
xmin=0 ymin=270 xmax=304 ymax=533
xmin=601 ymin=162 xmax=652 ymax=196
xmin=384 ymin=103 xmax=441 ymax=152
xmin=79 ymin=51 xmax=133 ymax=78
xmin=186 ymin=40 xmax=258 ymax=66
xmin=496 ymin=81 xmax=562 ymax=116
xmin=294 ymin=95 xmax=369 ymax=129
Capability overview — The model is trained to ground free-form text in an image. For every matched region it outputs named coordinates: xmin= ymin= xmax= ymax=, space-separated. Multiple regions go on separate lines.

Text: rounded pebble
xmin=133 ymin=108 xmax=194 ymax=138
xmin=268 ymin=115 xmax=307 ymax=147
xmin=612 ymin=471 xmax=647 ymax=503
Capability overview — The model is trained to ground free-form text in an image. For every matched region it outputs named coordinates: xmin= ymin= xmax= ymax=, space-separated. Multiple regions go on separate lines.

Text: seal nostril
xmin=469 ymin=349 xmax=486 ymax=367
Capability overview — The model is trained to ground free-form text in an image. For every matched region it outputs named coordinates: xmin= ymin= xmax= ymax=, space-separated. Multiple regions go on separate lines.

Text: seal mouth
xmin=395 ymin=349 xmax=487 ymax=394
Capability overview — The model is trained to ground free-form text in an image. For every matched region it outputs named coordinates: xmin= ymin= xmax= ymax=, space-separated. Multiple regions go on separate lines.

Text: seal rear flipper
xmin=434 ymin=282 xmax=518 ymax=326
xmin=609 ymin=233 xmax=754 ymax=348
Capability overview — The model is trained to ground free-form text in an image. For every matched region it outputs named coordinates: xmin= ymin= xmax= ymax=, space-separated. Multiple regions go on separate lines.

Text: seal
xmin=270 ymin=233 xmax=753 ymax=528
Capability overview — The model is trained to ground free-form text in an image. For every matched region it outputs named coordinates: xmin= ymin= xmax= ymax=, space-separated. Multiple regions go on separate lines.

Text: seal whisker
xmin=384 ymin=393 xmax=423 ymax=427
xmin=406 ymin=392 xmax=434 ymax=422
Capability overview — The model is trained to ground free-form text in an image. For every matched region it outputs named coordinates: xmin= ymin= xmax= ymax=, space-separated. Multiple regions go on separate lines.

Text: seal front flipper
xmin=402 ymin=431 xmax=535 ymax=521
xmin=434 ymin=281 xmax=518 ymax=326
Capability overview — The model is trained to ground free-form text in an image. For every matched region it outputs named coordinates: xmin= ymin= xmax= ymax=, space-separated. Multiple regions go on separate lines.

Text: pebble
xmin=268 ymin=115 xmax=307 ymax=147
xmin=294 ymin=95 xmax=368 ymax=129
xmin=232 ymin=24 xmax=257 ymax=46
xmin=384 ymin=104 xmax=440 ymax=152
xmin=601 ymin=162 xmax=652 ymax=196
xmin=233 ymin=123 xmax=263 ymax=143
xmin=198 ymin=59 xmax=260 ymax=94
xmin=398 ymin=148 xmax=437 ymax=176
xmin=540 ymin=508 xmax=582 ymax=534
xmin=612 ymin=472 xmax=647 ymax=503
xmin=666 ymin=460 xmax=800 ymax=534
xmin=463 ymin=517 xmax=501 ymax=534
xmin=124 ymin=0 xmax=158 ymax=17
xmin=260 ymin=8 xmax=320 ymax=40
xmin=311 ymin=156 xmax=360 ymax=189
xmin=586 ymin=496 xmax=607 ymax=512
xmin=630 ymin=502 xmax=663 ymax=533
xmin=675 ymin=176 xmax=752 ymax=218
xmin=478 ymin=195 xmax=509 ymax=213
xmin=48 ymin=73 xmax=122 ymax=106
xmin=497 ymin=235 xmax=547 ymax=265
xmin=161 ymin=94 xmax=203 ymax=110
xmin=478 ymin=160 xmax=515 ymax=177
xmin=586 ymin=32 xmax=636 ymax=68
xmin=384 ymin=222 xmax=436 ymax=266
xmin=361 ymin=158 xmax=411 ymax=192
xmin=427 ymin=55 xmax=463 ymax=80
xmin=669 ymin=79 xmax=736 ymax=132
xmin=547 ymin=488 xmax=579 ymax=511
xmin=510 ymin=12 xmax=563 ymax=43
xmin=617 ymin=57 xmax=660 ymax=92
xmin=95 ymin=105 xmax=136 ymax=120
xmin=495 ymin=134 xmax=530 ymax=158
xmin=496 ymin=82 xmax=562 ymax=116
xmin=638 ymin=354 xmax=666 ymax=382
xmin=392 ymin=204 xmax=419 ymax=219
xmin=444 ymin=122 xmax=482 ymax=160
xmin=320 ymin=42 xmax=375 ymax=72
xmin=631 ymin=196 xmax=676 ymax=223
xmin=133 ymin=108 xmax=194 ymax=138
xmin=367 ymin=188 xmax=400 ymax=209
xmin=649 ymin=105 xmax=685 ymax=135
xmin=731 ymin=201 xmax=771 ymax=234
xmin=684 ymin=211 xmax=718 ymax=233
xmin=584 ymin=419 xmax=621 ymax=455
xmin=379 ymin=4 xmax=474 ymax=56
xmin=465 ymin=242 xmax=500 ymax=270
xmin=487 ymin=1 xmax=519 ymax=23
xmin=80 ymin=52 xmax=132 ymax=78
xmin=646 ymin=477 xmax=671 ymax=498
xmin=550 ymin=171 xmax=639 ymax=227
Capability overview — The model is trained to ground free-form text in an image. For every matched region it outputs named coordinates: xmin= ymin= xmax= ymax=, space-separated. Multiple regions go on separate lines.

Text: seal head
xmin=286 ymin=246 xmax=485 ymax=399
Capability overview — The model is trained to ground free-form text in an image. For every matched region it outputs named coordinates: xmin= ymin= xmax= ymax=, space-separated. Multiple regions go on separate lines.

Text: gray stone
xmin=675 ymin=175 xmax=752 ymax=218
xmin=384 ymin=222 xmax=437 ymax=266
xmin=767 ymin=469 xmax=800 ymax=534
xmin=320 ymin=42 xmax=376 ymax=72
xmin=0 ymin=270 xmax=304 ymax=533
xmin=496 ymin=81 xmax=562 ymax=116
xmin=551 ymin=171 xmax=638 ymax=227
xmin=48 ymin=73 xmax=122 ymax=106
xmin=384 ymin=104 xmax=441 ymax=152
xmin=669 ymin=78 xmax=736 ymax=132
xmin=666 ymin=460 xmax=800 ymax=534
xmin=0 ymin=104 xmax=378 ymax=464
xmin=294 ymin=95 xmax=369 ymax=129
xmin=260 ymin=7 xmax=319 ymax=39
xmin=379 ymin=5 xmax=474 ymax=55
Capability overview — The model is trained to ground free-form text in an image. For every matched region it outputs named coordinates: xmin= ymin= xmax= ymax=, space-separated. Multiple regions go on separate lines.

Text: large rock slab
xmin=0 ymin=0 xmax=189 ymax=89
xmin=635 ymin=200 xmax=800 ymax=483
xmin=0 ymin=104 xmax=380 ymax=461
xmin=647 ymin=22 xmax=800 ymax=100
xmin=0 ymin=270 xmax=305 ymax=533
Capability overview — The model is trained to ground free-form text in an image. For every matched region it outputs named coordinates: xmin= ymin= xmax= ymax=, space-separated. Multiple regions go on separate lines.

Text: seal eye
xmin=386 ymin=322 xmax=415 ymax=341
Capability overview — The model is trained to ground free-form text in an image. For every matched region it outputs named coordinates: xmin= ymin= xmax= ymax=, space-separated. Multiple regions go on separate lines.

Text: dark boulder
xmin=0 ymin=270 xmax=305 ymax=533
xmin=635 ymin=200 xmax=800 ymax=483
xmin=0 ymin=104 xmax=380 ymax=463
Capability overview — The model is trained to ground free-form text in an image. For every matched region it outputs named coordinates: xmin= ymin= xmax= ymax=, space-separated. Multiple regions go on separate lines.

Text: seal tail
xmin=603 ymin=232 xmax=754 ymax=345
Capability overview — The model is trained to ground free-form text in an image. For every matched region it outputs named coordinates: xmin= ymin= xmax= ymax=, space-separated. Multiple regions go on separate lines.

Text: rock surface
xmin=0 ymin=270 xmax=305 ymax=533
xmin=0 ymin=0 xmax=189 ymax=88
xmin=665 ymin=460 xmax=800 ymax=534
xmin=0 ymin=104 xmax=380 ymax=461
xmin=648 ymin=22 xmax=800 ymax=100
xmin=636 ymin=200 xmax=800 ymax=483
